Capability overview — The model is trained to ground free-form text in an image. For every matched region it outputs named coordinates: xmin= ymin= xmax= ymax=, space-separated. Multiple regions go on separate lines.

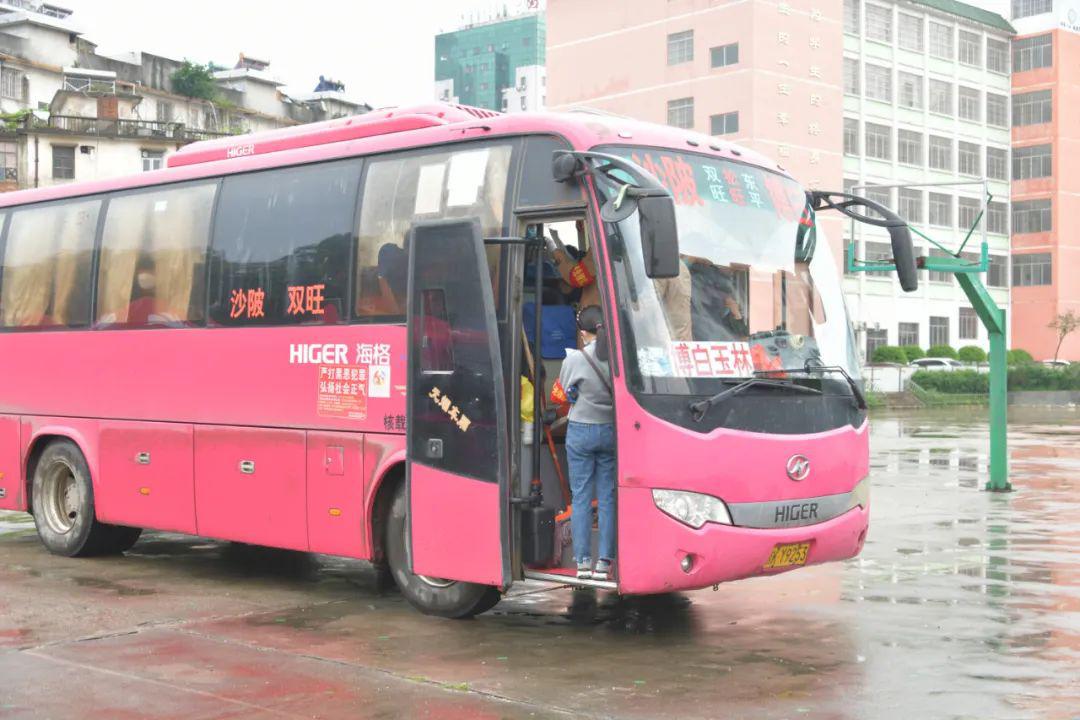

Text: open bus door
xmin=405 ymin=218 xmax=511 ymax=590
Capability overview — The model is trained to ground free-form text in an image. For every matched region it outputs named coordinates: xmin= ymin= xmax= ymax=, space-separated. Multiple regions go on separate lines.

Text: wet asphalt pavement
xmin=1 ymin=407 xmax=1077 ymax=719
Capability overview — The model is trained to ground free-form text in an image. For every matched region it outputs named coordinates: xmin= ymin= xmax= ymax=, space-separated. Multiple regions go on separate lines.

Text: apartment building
xmin=0 ymin=2 xmax=369 ymax=191
xmin=1006 ymin=0 xmax=1079 ymax=360
xmin=842 ymin=0 xmax=1014 ymax=359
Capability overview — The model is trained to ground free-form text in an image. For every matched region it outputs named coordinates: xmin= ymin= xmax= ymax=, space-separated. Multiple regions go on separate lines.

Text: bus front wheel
xmin=385 ymin=482 xmax=501 ymax=618
xmin=31 ymin=439 xmax=142 ymax=557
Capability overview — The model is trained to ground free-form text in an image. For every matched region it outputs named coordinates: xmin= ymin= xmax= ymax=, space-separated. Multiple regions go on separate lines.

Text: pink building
xmin=547 ymin=0 xmax=845 ymax=243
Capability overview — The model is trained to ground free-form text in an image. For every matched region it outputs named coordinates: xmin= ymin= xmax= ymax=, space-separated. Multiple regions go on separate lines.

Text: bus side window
xmin=97 ymin=182 xmax=216 ymax=329
xmin=207 ymin=159 xmax=361 ymax=326
xmin=0 ymin=199 xmax=98 ymax=330
xmin=355 ymin=144 xmax=513 ymax=322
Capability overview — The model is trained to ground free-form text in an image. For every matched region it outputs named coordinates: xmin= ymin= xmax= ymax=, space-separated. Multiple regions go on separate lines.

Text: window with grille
xmin=844 ymin=57 xmax=860 ymax=95
xmin=929 ymin=79 xmax=952 ymax=115
xmin=958 ymin=197 xmax=981 ymax=230
xmin=1012 ymin=253 xmax=1051 ymax=286
xmin=1012 ymin=144 xmax=1051 ymax=180
xmin=958 ymin=31 xmax=981 ymax=66
xmin=1012 ymin=199 xmax=1051 ymax=233
xmin=710 ymin=111 xmax=739 ymax=135
xmin=1012 ymin=0 xmax=1052 ymax=19
xmin=898 ymin=14 xmax=923 ymax=51
xmin=958 ymin=142 xmax=980 ymax=176
xmin=987 ymin=38 xmax=1009 ymax=73
xmin=844 ymin=118 xmax=859 ymax=156
xmin=929 ymin=192 xmax=952 ymax=226
xmin=667 ymin=97 xmax=694 ymax=129
xmin=667 ymin=30 xmax=694 ymax=65
xmin=866 ymin=328 xmax=888 ymax=358
xmin=987 ymin=201 xmax=1008 ymax=235
xmin=899 ymin=188 xmax=923 ymax=224
xmin=0 ymin=141 xmax=16 ymax=182
xmin=865 ymin=241 xmax=894 ymax=278
xmin=865 ymin=122 xmax=891 ymax=160
xmin=866 ymin=4 xmax=892 ymax=42
xmin=929 ymin=22 xmax=953 ymax=59
xmin=865 ymin=185 xmax=891 ymax=209
xmin=710 ymin=43 xmax=739 ymax=68
xmin=988 ymin=254 xmax=1008 ymax=287
xmin=1012 ymin=89 xmax=1052 ymax=126
xmin=51 ymin=145 xmax=74 ymax=180
xmin=986 ymin=93 xmax=1008 ymax=127
xmin=986 ymin=147 xmax=1008 ymax=180
xmin=845 ymin=0 xmax=860 ymax=34
xmin=929 ymin=136 xmax=952 ymax=171
xmin=958 ymin=87 xmax=980 ymax=121
xmin=898 ymin=130 xmax=923 ymax=166
xmin=959 ymin=308 xmax=978 ymax=340
xmin=928 ymin=249 xmax=954 ymax=284
xmin=898 ymin=72 xmax=922 ymax=108
xmin=898 ymin=322 xmax=919 ymax=347
xmin=865 ymin=64 xmax=891 ymax=102
xmin=1013 ymin=34 xmax=1052 ymax=72
xmin=0 ymin=67 xmax=24 ymax=101
xmin=140 ymin=149 xmax=165 ymax=172
xmin=929 ymin=316 xmax=950 ymax=346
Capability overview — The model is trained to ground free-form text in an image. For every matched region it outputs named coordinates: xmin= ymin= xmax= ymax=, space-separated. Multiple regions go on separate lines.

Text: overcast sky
xmin=57 ymin=0 xmax=543 ymax=108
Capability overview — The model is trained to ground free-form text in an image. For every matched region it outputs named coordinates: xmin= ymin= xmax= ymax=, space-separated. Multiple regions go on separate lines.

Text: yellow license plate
xmin=764 ymin=542 xmax=810 ymax=569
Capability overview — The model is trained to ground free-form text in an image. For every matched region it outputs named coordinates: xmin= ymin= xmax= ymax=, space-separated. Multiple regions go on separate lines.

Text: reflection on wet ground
xmin=0 ymin=407 xmax=1077 ymax=719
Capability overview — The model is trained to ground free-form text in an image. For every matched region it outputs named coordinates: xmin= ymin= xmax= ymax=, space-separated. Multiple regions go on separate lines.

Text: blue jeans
xmin=565 ymin=421 xmax=616 ymax=564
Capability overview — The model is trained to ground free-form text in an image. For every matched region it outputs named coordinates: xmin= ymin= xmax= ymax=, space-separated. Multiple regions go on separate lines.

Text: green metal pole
xmin=987 ymin=316 xmax=1011 ymax=492
xmin=955 ymin=273 xmax=1011 ymax=492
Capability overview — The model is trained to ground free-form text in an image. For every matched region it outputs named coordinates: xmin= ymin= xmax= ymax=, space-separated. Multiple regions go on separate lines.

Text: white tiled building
xmin=842 ymin=0 xmax=1014 ymax=359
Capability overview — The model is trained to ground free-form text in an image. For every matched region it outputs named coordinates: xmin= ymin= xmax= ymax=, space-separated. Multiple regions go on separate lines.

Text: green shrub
xmin=912 ymin=369 xmax=987 ymax=394
xmin=1007 ymin=348 xmax=1035 ymax=365
xmin=926 ymin=344 xmax=958 ymax=359
xmin=957 ymin=345 xmax=987 ymax=363
xmin=913 ymin=365 xmax=1080 ymax=394
xmin=171 ymin=60 xmax=218 ymax=100
xmin=872 ymin=345 xmax=908 ymax=364
xmin=901 ymin=345 xmax=925 ymax=361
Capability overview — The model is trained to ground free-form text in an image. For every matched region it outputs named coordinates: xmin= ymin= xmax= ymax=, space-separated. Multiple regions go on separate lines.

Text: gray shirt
xmin=559 ymin=341 xmax=613 ymax=425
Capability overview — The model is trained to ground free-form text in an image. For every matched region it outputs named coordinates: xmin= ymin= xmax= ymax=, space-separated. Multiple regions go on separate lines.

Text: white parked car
xmin=910 ymin=357 xmax=964 ymax=371
xmin=1040 ymin=359 xmax=1071 ymax=368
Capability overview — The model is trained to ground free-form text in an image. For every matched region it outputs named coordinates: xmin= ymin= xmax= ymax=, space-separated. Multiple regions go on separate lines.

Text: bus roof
xmin=0 ymin=103 xmax=791 ymax=209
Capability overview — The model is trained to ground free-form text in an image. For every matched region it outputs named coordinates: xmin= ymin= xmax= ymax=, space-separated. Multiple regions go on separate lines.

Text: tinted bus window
xmin=1 ymin=198 xmax=99 ymax=329
xmin=355 ymin=144 xmax=512 ymax=320
xmin=208 ymin=160 xmax=361 ymax=326
xmin=97 ymin=182 xmax=216 ymax=328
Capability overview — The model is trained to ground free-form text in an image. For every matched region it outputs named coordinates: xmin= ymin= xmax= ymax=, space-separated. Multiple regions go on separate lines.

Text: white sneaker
xmin=576 ymin=561 xmax=593 ymax=580
xmin=593 ymin=559 xmax=613 ymax=581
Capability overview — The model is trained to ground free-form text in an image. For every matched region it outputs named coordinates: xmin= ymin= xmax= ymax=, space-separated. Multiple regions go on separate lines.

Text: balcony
xmin=20 ymin=115 xmax=235 ymax=143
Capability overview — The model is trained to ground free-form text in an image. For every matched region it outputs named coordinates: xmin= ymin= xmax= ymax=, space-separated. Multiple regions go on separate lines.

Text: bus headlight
xmin=849 ymin=477 xmax=870 ymax=510
xmin=652 ymin=489 xmax=733 ymax=529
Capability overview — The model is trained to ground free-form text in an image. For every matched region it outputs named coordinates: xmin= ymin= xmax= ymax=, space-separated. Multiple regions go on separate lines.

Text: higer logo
xmin=290 ymin=344 xmax=348 ymax=364
xmin=786 ymin=454 xmax=810 ymax=482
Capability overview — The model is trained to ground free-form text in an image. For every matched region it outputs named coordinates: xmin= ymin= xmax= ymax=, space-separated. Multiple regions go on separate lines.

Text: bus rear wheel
xmin=31 ymin=439 xmax=141 ymax=557
xmin=385 ymin=481 xmax=501 ymax=618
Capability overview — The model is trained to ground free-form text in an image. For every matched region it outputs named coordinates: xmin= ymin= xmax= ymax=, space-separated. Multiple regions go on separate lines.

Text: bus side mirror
xmin=888 ymin=223 xmax=918 ymax=293
xmin=637 ymin=194 xmax=680 ymax=279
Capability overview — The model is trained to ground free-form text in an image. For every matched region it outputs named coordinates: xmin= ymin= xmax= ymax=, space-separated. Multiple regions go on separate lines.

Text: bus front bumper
xmin=616 ymin=486 xmax=870 ymax=595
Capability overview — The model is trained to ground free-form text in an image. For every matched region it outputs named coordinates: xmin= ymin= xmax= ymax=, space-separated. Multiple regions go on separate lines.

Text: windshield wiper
xmin=755 ymin=365 xmax=867 ymax=410
xmin=689 ymin=377 xmax=822 ymax=423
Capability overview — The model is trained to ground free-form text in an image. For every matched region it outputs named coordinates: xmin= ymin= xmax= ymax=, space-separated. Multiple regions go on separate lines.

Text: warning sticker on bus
xmin=638 ymin=341 xmax=756 ymax=378
xmin=317 ymin=365 xmax=369 ymax=419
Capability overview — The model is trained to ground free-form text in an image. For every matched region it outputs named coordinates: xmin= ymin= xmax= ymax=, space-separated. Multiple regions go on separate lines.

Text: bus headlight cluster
xmin=652 ymin=489 xmax=733 ymax=529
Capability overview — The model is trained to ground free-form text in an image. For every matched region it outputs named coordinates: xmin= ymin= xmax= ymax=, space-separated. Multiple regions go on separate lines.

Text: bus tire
xmin=385 ymin=482 xmax=501 ymax=618
xmin=31 ymin=439 xmax=125 ymax=557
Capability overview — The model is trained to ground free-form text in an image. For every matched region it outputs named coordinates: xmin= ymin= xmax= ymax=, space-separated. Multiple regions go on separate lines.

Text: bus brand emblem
xmin=786 ymin=455 xmax=810 ymax=482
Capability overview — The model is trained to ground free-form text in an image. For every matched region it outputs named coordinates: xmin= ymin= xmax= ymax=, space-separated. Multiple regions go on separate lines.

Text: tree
xmin=957 ymin=345 xmax=987 ymax=363
xmin=170 ymin=61 xmax=217 ymax=101
xmin=1048 ymin=310 xmax=1079 ymax=363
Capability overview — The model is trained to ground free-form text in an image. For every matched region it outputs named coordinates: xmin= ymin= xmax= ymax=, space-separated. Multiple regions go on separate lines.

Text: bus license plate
xmin=764 ymin=542 xmax=809 ymax=569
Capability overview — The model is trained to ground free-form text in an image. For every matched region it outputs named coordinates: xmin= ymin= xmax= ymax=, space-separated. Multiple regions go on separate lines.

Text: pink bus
xmin=0 ymin=104 xmax=916 ymax=617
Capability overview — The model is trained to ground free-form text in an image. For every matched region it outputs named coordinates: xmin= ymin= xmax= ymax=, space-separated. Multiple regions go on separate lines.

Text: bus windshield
xmin=600 ymin=147 xmax=860 ymax=396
